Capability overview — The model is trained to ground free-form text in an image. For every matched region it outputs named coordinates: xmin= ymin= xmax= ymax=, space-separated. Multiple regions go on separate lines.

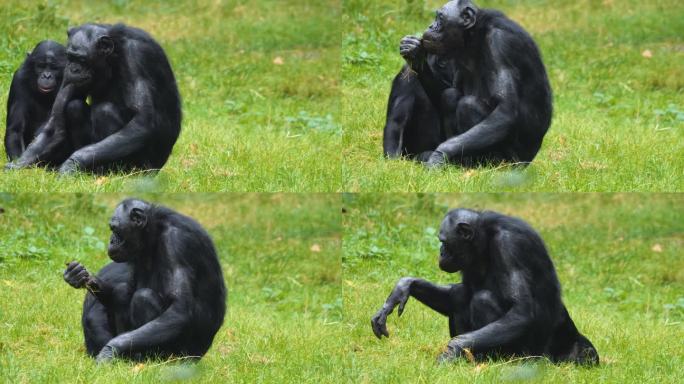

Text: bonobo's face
xmin=422 ymin=0 xmax=478 ymax=54
xmin=64 ymin=24 xmax=114 ymax=89
xmin=108 ymin=199 xmax=151 ymax=263
xmin=29 ymin=41 xmax=66 ymax=96
xmin=438 ymin=209 xmax=479 ymax=273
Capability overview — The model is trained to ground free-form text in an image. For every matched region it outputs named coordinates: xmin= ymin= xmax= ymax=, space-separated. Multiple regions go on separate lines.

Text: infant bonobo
xmin=64 ymin=198 xmax=226 ymax=363
xmin=371 ymin=208 xmax=598 ymax=365
xmin=5 ymin=40 xmax=66 ymax=162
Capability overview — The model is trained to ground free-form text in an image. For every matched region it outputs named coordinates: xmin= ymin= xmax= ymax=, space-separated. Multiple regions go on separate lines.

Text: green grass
xmin=0 ymin=0 xmax=341 ymax=192
xmin=342 ymin=193 xmax=684 ymax=383
xmin=0 ymin=194 xmax=344 ymax=382
xmin=342 ymin=0 xmax=684 ymax=192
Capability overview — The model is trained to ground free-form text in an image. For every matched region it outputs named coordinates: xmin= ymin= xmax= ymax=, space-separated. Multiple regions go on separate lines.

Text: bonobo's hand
xmin=424 ymin=150 xmax=448 ymax=169
xmin=399 ymin=35 xmax=425 ymax=67
xmin=437 ymin=337 xmax=468 ymax=364
xmin=95 ymin=344 xmax=117 ymax=364
xmin=370 ymin=277 xmax=413 ymax=339
xmin=63 ymin=261 xmax=92 ymax=289
xmin=58 ymin=157 xmax=81 ymax=175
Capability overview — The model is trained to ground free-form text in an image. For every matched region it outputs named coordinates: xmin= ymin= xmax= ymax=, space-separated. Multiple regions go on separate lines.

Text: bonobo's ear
xmin=67 ymin=27 xmax=76 ymax=38
xmin=129 ymin=207 xmax=147 ymax=228
xmin=96 ymin=36 xmax=114 ymax=56
xmin=461 ymin=6 xmax=477 ymax=29
xmin=456 ymin=222 xmax=474 ymax=240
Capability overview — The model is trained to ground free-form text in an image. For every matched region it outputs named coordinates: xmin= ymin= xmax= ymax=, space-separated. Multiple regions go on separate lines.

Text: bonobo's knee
xmin=440 ymin=88 xmax=461 ymax=110
xmin=457 ymin=96 xmax=487 ymax=115
xmin=65 ymin=100 xmax=88 ymax=122
xmin=130 ymin=288 xmax=163 ymax=327
xmin=470 ymin=290 xmax=503 ymax=327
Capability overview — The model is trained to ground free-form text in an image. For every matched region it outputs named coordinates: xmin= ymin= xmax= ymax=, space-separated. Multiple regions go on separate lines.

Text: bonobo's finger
xmin=397 ymin=298 xmax=408 ymax=317
xmin=65 ymin=261 xmax=80 ymax=271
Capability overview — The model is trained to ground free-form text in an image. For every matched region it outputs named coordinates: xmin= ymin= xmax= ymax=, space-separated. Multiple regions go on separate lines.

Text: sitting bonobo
xmin=63 ymin=199 xmax=226 ymax=363
xmin=371 ymin=208 xmax=598 ymax=365
xmin=383 ymin=0 xmax=552 ymax=168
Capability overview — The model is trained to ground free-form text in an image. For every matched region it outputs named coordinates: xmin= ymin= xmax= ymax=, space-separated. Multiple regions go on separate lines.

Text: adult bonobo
xmin=63 ymin=199 xmax=226 ymax=363
xmin=5 ymin=40 xmax=66 ymax=161
xmin=383 ymin=0 xmax=552 ymax=168
xmin=6 ymin=23 xmax=181 ymax=174
xmin=371 ymin=209 xmax=598 ymax=365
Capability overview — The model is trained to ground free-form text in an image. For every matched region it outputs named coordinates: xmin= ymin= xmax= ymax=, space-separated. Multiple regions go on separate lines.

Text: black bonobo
xmin=371 ymin=209 xmax=598 ymax=365
xmin=383 ymin=0 xmax=552 ymax=168
xmin=63 ymin=199 xmax=226 ymax=363
xmin=6 ymin=23 xmax=181 ymax=174
xmin=4 ymin=40 xmax=66 ymax=161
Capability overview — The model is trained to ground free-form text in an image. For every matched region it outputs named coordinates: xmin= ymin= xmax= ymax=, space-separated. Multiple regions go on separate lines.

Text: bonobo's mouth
xmin=38 ymin=86 xmax=55 ymax=94
xmin=107 ymin=231 xmax=125 ymax=260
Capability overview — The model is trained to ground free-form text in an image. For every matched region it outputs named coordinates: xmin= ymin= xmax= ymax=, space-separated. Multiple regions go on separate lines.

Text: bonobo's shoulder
xmin=480 ymin=9 xmax=533 ymax=41
xmin=108 ymin=23 xmax=156 ymax=43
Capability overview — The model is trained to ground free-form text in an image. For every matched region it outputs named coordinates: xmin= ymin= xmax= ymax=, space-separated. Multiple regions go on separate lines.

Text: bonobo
xmin=6 ymin=23 xmax=181 ymax=174
xmin=383 ymin=0 xmax=552 ymax=168
xmin=4 ymin=40 xmax=66 ymax=161
xmin=63 ymin=199 xmax=226 ymax=363
xmin=371 ymin=209 xmax=598 ymax=365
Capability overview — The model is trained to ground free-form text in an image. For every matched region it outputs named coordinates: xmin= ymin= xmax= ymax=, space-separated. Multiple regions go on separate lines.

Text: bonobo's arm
xmin=5 ymin=96 xmax=29 ymax=161
xmin=371 ymin=277 xmax=467 ymax=338
xmin=6 ymin=84 xmax=76 ymax=169
xmin=63 ymin=261 xmax=118 ymax=305
xmin=60 ymin=71 xmax=153 ymax=173
xmin=427 ymin=30 xmax=518 ymax=167
xmin=399 ymin=36 xmax=451 ymax=107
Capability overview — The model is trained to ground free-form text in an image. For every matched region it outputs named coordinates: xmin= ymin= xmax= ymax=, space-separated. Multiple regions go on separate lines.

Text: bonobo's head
xmin=422 ymin=0 xmax=478 ymax=54
xmin=438 ymin=208 xmax=480 ymax=273
xmin=108 ymin=199 xmax=153 ymax=262
xmin=26 ymin=40 xmax=66 ymax=97
xmin=64 ymin=24 xmax=114 ymax=89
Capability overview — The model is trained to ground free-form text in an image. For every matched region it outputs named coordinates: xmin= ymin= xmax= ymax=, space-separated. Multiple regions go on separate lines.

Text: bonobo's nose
xmin=42 ymin=73 xmax=53 ymax=79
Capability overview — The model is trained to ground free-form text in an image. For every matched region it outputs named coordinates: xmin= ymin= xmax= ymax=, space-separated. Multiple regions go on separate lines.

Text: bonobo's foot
xmin=437 ymin=337 xmax=468 ymax=364
xmin=95 ymin=344 xmax=117 ymax=364
xmin=4 ymin=161 xmax=23 ymax=171
xmin=424 ymin=150 xmax=448 ymax=169
xmin=63 ymin=261 xmax=91 ymax=289
xmin=399 ymin=35 xmax=425 ymax=68
xmin=58 ymin=157 xmax=80 ymax=175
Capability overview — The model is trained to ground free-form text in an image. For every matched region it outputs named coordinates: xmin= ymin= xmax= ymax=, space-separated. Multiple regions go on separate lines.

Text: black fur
xmin=371 ymin=208 xmax=598 ymax=365
xmin=384 ymin=0 xmax=552 ymax=167
xmin=4 ymin=40 xmax=66 ymax=161
xmin=7 ymin=24 xmax=181 ymax=174
xmin=64 ymin=199 xmax=226 ymax=363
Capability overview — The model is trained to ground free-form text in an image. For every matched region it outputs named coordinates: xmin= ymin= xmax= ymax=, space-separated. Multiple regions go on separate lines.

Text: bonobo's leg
xmin=549 ymin=307 xmax=599 ymax=365
xmin=129 ymin=288 xmax=164 ymax=328
xmin=82 ymin=294 xmax=115 ymax=357
xmin=90 ymin=102 xmax=126 ymax=142
xmin=59 ymin=102 xmax=132 ymax=174
xmin=439 ymin=88 xmax=461 ymax=138
xmin=455 ymin=96 xmax=489 ymax=134
xmin=371 ymin=277 xmax=467 ymax=338
xmin=469 ymin=290 xmax=504 ymax=330
xmin=65 ymin=100 xmax=92 ymax=149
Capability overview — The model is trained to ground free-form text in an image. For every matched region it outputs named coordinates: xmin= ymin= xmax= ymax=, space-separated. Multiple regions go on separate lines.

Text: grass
xmin=342 ymin=193 xmax=684 ymax=383
xmin=342 ymin=0 xmax=684 ymax=192
xmin=0 ymin=0 xmax=341 ymax=192
xmin=0 ymin=194 xmax=344 ymax=382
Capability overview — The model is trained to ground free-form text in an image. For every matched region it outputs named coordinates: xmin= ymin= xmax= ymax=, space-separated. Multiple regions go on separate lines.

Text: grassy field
xmin=342 ymin=0 xmax=684 ymax=192
xmin=0 ymin=0 xmax=341 ymax=192
xmin=342 ymin=193 xmax=684 ymax=383
xmin=0 ymin=194 xmax=343 ymax=383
